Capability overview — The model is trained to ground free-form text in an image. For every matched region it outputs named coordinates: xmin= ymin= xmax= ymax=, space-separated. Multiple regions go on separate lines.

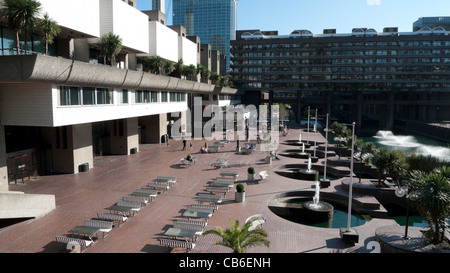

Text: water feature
xmin=369 ymin=130 xmax=450 ymax=162
xmin=310 ymin=181 xmax=321 ymax=209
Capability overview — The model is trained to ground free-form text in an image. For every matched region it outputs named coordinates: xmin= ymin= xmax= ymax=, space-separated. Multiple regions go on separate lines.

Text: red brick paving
xmin=0 ymin=127 xmax=398 ymax=253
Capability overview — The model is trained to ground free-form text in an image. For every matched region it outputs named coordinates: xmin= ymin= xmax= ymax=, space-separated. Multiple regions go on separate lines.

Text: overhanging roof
xmin=0 ymin=54 xmax=237 ymax=95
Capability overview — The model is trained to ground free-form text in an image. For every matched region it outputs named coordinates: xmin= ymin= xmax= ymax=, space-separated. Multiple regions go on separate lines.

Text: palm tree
xmin=406 ymin=167 xmax=450 ymax=243
xmin=187 ymin=64 xmax=198 ymax=81
xmin=1 ymin=0 xmax=42 ymax=54
xmin=203 ymin=217 xmax=270 ymax=253
xmin=172 ymin=58 xmax=184 ymax=78
xmin=372 ymin=147 xmax=390 ymax=186
xmin=146 ymin=56 xmax=163 ymax=74
xmin=197 ymin=64 xmax=210 ymax=83
xmin=38 ymin=13 xmax=60 ymax=55
xmin=163 ymin=60 xmax=174 ymax=76
xmin=99 ymin=32 xmax=122 ymax=66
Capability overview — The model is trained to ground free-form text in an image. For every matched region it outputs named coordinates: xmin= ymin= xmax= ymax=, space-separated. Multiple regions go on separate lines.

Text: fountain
xmin=296 ymin=157 xmax=319 ymax=181
xmin=373 ymin=130 xmax=450 ymax=162
xmin=302 ymin=180 xmax=334 ymax=222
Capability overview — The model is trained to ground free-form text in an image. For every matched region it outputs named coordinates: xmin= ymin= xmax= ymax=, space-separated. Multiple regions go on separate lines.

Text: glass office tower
xmin=173 ymin=0 xmax=238 ymax=72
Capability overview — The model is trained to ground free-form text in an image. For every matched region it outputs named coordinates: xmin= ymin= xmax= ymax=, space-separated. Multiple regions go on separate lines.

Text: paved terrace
xmin=0 ymin=126 xmax=407 ymax=253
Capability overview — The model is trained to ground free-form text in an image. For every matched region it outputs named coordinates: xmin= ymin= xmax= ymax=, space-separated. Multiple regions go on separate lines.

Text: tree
xmin=38 ymin=13 xmax=60 ymax=55
xmin=99 ymin=32 xmax=122 ymax=66
xmin=406 ymin=166 xmax=450 ymax=243
xmin=203 ymin=217 xmax=270 ymax=253
xmin=372 ymin=148 xmax=390 ymax=186
xmin=1 ymin=0 xmax=42 ymax=54
xmin=146 ymin=56 xmax=163 ymax=74
xmin=163 ymin=60 xmax=174 ymax=76
xmin=173 ymin=58 xmax=185 ymax=78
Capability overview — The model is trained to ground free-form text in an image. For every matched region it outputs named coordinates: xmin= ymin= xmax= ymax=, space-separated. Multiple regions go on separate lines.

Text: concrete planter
xmin=235 ymin=191 xmax=245 ymax=202
xmin=248 ymin=173 xmax=255 ymax=182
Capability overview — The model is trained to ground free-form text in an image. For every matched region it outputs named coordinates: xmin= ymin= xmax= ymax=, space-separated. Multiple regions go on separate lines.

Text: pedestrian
xmin=166 ymin=134 xmax=170 ymax=147
xmin=182 ymin=138 xmax=187 ymax=150
xmin=190 ymin=142 xmax=193 ymax=150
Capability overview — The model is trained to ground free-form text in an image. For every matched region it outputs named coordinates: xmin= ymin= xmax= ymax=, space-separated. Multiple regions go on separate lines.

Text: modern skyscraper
xmin=172 ymin=0 xmax=238 ymax=73
xmin=152 ymin=0 xmax=165 ymax=13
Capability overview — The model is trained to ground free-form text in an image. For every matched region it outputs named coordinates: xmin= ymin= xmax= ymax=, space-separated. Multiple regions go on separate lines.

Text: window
xmin=161 ymin=91 xmax=168 ymax=102
xmin=60 ymin=86 xmax=81 ymax=106
xmin=117 ymin=89 xmax=128 ymax=104
xmin=96 ymin=88 xmax=112 ymax=104
xmin=82 ymin=87 xmax=95 ymax=105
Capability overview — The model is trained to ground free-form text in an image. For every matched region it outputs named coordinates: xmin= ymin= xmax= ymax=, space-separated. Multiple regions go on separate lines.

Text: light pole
xmin=320 ymin=113 xmax=330 ymax=188
xmin=340 ymin=122 xmax=359 ymax=244
xmin=395 ymin=186 xmax=419 ymax=239
xmin=306 ymin=106 xmax=310 ymax=145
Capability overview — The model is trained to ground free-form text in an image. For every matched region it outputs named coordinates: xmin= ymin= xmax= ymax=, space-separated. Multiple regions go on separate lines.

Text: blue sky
xmin=137 ymin=0 xmax=450 ymax=34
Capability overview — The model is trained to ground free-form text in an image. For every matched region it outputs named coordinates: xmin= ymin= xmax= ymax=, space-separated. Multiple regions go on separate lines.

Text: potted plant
xmin=247 ymin=167 xmax=255 ymax=182
xmin=235 ymin=183 xmax=245 ymax=202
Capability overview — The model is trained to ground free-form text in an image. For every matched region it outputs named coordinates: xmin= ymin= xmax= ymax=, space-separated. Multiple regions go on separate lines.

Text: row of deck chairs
xmin=55 ymin=175 xmax=176 ymax=253
xmin=158 ymin=172 xmax=235 ymax=253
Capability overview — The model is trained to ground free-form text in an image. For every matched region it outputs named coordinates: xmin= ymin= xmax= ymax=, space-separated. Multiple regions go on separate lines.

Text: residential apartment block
xmin=231 ymin=22 xmax=450 ymax=133
xmin=0 ymin=0 xmax=236 ymax=218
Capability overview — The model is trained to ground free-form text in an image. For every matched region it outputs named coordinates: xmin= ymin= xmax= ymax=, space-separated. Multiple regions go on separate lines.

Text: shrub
xmin=236 ymin=183 xmax=245 ymax=193
xmin=247 ymin=167 xmax=255 ymax=174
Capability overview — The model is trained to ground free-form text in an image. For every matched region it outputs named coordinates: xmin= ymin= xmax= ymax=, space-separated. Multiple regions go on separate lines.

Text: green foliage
xmin=99 ymin=32 xmax=122 ymax=66
xmin=247 ymin=167 xmax=255 ymax=174
xmin=38 ymin=13 xmax=60 ymax=55
xmin=1 ymin=0 xmax=42 ymax=54
xmin=406 ymin=166 xmax=450 ymax=243
xmin=203 ymin=217 xmax=270 ymax=253
xmin=236 ymin=183 xmax=244 ymax=193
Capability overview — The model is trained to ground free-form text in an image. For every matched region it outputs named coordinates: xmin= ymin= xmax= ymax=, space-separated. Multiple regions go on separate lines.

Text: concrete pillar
xmin=107 ymin=118 xmax=139 ymax=155
xmin=0 ymin=125 xmax=8 ymax=191
xmin=356 ymin=92 xmax=363 ymax=132
xmin=296 ymin=90 xmax=302 ymax=122
xmin=386 ymin=92 xmax=395 ymax=130
xmin=139 ymin=114 xmax=168 ymax=144
xmin=44 ymin=124 xmax=93 ymax=174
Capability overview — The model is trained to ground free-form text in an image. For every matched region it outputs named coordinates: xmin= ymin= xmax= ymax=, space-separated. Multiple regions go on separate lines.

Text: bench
xmin=208 ymin=145 xmax=219 ymax=153
xmin=158 ymin=238 xmax=195 ymax=253
xmin=117 ymin=200 xmax=141 ymax=215
xmin=147 ymin=183 xmax=170 ymax=193
xmin=173 ymin=222 xmax=204 ymax=236
xmin=123 ymin=195 xmax=148 ymax=206
xmin=196 ymin=193 xmax=222 ymax=204
xmin=219 ymin=170 xmax=239 ymax=181
xmin=154 ymin=176 xmax=177 ymax=183
xmin=96 ymin=212 xmax=127 ymax=227
xmin=185 ymin=206 xmax=215 ymax=215
xmin=181 ymin=158 xmax=192 ymax=168
xmin=55 ymin=236 xmax=93 ymax=253
xmin=259 ymin=171 xmax=269 ymax=182
xmin=245 ymin=214 xmax=266 ymax=231
xmin=173 ymin=219 xmax=207 ymax=228
xmin=187 ymin=203 xmax=218 ymax=212
xmin=205 ymin=186 xmax=229 ymax=196
xmin=84 ymin=219 xmax=113 ymax=238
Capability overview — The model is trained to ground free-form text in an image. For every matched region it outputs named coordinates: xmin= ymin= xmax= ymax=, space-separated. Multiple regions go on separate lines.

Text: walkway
xmin=0 ymin=126 xmax=421 ymax=253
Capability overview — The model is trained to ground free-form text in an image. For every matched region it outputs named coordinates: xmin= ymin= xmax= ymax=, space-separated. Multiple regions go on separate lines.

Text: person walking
xmin=182 ymin=138 xmax=187 ymax=150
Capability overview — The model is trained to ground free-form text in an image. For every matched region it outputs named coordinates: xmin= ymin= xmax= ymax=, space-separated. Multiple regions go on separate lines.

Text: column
xmin=0 ymin=125 xmax=8 ymax=191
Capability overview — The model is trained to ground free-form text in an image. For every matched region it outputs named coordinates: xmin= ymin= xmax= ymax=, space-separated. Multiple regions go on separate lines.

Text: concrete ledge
xmin=375 ymin=225 xmax=441 ymax=253
xmin=0 ymin=192 xmax=56 ymax=219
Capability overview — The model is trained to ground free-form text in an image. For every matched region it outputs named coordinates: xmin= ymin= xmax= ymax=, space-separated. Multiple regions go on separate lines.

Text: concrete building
xmin=231 ymin=23 xmax=450 ymax=135
xmin=0 ymin=0 xmax=237 ymax=219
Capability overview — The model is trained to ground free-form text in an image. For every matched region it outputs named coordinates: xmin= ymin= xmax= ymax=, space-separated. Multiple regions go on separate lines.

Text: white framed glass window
xmin=96 ymin=88 xmax=112 ymax=104
xmin=59 ymin=86 xmax=81 ymax=106
xmin=82 ymin=87 xmax=95 ymax=105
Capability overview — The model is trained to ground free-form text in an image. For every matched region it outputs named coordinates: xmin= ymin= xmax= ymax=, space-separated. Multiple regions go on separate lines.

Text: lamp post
xmin=340 ymin=122 xmax=359 ymax=244
xmin=395 ymin=186 xmax=419 ymax=239
xmin=306 ymin=106 xmax=310 ymax=145
xmin=319 ymin=113 xmax=330 ymax=188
